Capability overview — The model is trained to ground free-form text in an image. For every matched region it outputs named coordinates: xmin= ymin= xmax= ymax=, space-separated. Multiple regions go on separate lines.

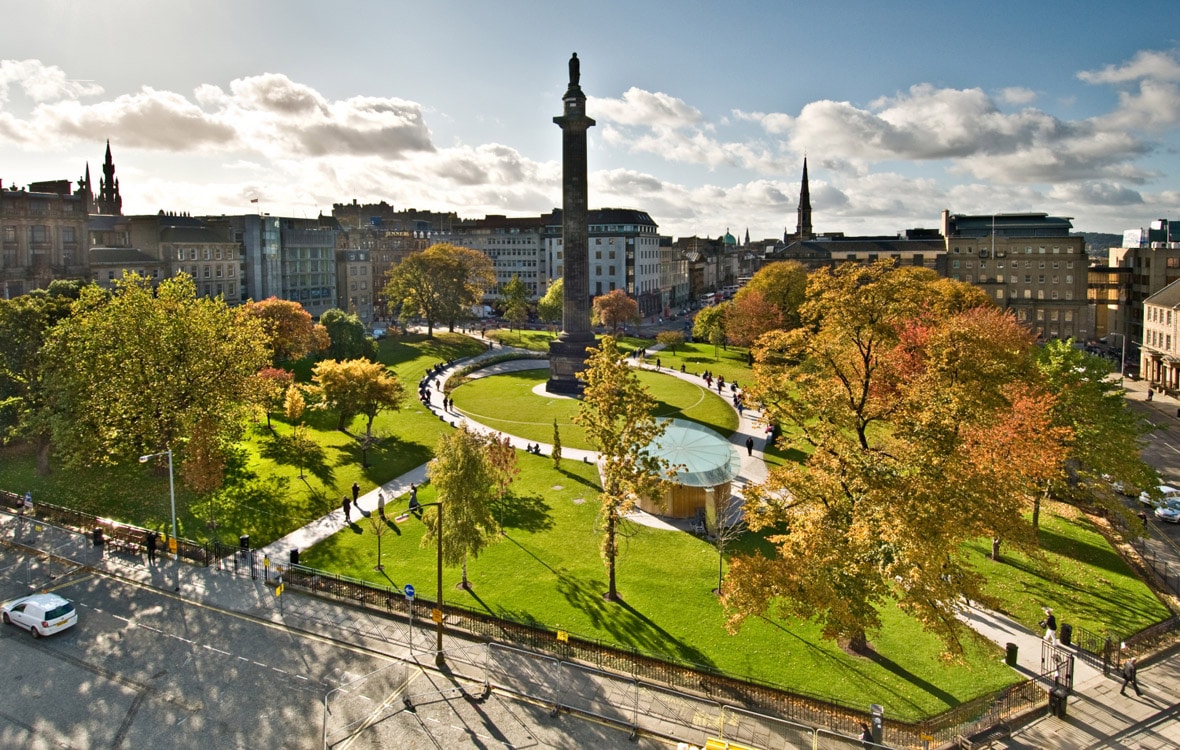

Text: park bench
xmin=93 ymin=519 xmax=145 ymax=557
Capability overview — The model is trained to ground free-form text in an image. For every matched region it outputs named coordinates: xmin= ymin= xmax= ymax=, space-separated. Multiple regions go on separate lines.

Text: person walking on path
xmin=746 ymin=436 xmax=755 ymax=456
xmin=377 ymin=490 xmax=386 ymax=520
xmin=1041 ymin=607 xmax=1057 ymax=643
xmin=1121 ymin=655 xmax=1143 ymax=696
xmin=409 ymin=483 xmax=420 ymax=515
xmin=351 ymin=481 xmax=360 ymax=504
xmin=145 ymin=530 xmax=158 ymax=565
xmin=859 ymin=722 xmax=873 ymax=749
xmin=342 ymin=496 xmax=352 ymax=523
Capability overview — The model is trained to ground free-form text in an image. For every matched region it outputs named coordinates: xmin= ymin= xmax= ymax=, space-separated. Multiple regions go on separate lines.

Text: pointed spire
xmin=795 ymin=157 xmax=812 ymax=241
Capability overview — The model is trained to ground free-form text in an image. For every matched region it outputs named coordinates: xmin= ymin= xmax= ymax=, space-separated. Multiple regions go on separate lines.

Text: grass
xmin=303 ymin=449 xmax=1038 ymax=721
xmin=450 ymin=367 xmax=739 ymax=449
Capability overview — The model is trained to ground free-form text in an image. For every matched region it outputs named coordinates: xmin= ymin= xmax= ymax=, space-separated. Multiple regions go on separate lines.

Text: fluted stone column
xmin=547 ymin=53 xmax=597 ymax=394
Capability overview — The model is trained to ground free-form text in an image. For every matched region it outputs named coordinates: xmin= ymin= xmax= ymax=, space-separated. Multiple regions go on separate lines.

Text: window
xmin=216 ymin=248 xmax=222 ymax=260
xmin=177 ymin=248 xmax=184 ymax=261
xmin=190 ymin=249 xmax=198 ymax=260
xmin=203 ymin=248 xmax=211 ymax=260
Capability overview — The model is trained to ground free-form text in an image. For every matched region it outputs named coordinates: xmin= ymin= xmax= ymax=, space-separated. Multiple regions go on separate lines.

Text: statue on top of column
xmin=569 ymin=53 xmax=580 ymax=88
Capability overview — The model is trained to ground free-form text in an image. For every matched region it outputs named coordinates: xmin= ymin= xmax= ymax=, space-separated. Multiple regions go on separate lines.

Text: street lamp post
xmin=139 ymin=449 xmax=179 ymax=592
xmin=417 ymin=500 xmax=445 ymax=667
xmin=1110 ymin=332 xmax=1129 ymax=380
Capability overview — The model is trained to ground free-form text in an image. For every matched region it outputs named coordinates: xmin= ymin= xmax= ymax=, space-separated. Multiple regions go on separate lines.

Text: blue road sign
xmin=404 ymin=584 xmax=415 ymax=600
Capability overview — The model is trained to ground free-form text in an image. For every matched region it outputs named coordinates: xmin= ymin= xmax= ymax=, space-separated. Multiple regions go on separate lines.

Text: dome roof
xmin=646 ymin=419 xmax=741 ymax=487
xmin=722 ymin=228 xmax=737 ymax=245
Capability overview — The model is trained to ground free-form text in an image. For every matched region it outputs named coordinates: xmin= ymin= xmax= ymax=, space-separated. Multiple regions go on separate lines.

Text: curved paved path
xmin=260 ymin=334 xmax=767 ymax=560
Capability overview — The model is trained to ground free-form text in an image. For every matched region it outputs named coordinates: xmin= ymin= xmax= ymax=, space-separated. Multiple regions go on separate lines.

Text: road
xmin=0 ymin=542 xmax=673 ymax=749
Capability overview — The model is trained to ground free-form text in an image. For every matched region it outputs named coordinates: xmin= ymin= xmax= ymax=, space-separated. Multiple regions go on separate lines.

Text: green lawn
xmin=305 ymin=450 xmax=1145 ymax=722
xmin=450 ymin=367 xmax=739 ymax=449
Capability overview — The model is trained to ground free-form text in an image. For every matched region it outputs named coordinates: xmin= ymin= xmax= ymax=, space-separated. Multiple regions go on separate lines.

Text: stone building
xmin=1141 ymin=279 xmax=1180 ymax=390
xmin=545 ymin=207 xmax=662 ymax=316
xmin=1 ymin=179 xmax=91 ymax=298
xmin=336 ymin=248 xmax=374 ymax=322
xmin=942 ymin=212 xmax=1090 ymax=341
xmin=1106 ymin=220 xmax=1180 ymax=345
xmin=437 ymin=214 xmax=548 ymax=300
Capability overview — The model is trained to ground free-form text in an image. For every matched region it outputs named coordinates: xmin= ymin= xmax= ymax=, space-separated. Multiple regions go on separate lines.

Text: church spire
xmin=96 ymin=139 xmax=123 ymax=215
xmin=795 ymin=157 xmax=812 ymax=241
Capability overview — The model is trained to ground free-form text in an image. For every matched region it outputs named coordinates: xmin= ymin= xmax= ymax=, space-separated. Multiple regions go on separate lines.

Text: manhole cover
xmin=552 ymin=485 xmax=564 ymax=491
xmin=572 ymin=497 xmax=585 ymax=505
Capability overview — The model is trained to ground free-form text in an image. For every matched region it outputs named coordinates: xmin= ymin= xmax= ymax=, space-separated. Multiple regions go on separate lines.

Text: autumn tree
xmin=741 ymin=260 xmax=808 ymax=329
xmin=692 ymin=303 xmax=727 ymax=357
xmin=592 ymin=289 xmax=639 ymax=334
xmin=574 ymin=335 xmax=670 ymax=601
xmin=249 ymin=367 xmax=294 ymax=430
xmin=724 ymin=288 xmax=784 ymax=348
xmin=284 ymin=385 xmax=311 ymax=479
xmin=537 ymin=277 xmax=563 ymax=330
xmin=724 ymin=262 xmax=1065 ymax=655
xmin=41 ymin=273 xmax=267 ymax=479
xmin=501 ymin=274 xmax=530 ymax=331
xmin=385 ymin=244 xmax=495 ymax=336
xmin=422 ymin=425 xmax=504 ymax=589
xmin=655 ymin=330 xmax=685 ymax=355
xmin=319 ymin=308 xmax=377 ymax=361
xmin=1034 ymin=339 xmax=1159 ymax=528
xmin=311 ymin=358 xmax=405 ymax=437
xmin=552 ymin=418 xmax=562 ymax=469
xmin=241 ymin=296 xmax=328 ymax=365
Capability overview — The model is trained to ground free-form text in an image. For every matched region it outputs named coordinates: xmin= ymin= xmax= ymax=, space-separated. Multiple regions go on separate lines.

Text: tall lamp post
xmin=417 ymin=500 xmax=446 ymax=667
xmin=139 ymin=448 xmax=179 ymax=592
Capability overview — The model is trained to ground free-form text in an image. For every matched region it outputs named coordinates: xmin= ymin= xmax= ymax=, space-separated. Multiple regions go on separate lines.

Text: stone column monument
xmin=547 ymin=53 xmax=597 ymax=394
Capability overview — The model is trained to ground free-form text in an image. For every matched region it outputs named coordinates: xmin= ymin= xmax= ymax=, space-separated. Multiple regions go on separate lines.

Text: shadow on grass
xmin=556 ymin=467 xmax=600 ymax=490
xmin=497 ymin=491 xmax=554 ymax=534
xmin=258 ymin=432 xmax=335 ymax=486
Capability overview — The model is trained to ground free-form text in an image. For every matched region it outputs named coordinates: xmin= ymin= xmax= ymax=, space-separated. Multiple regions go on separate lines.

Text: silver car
xmin=1156 ymin=498 xmax=1180 ymax=524
xmin=1 ymin=593 xmax=78 ymax=637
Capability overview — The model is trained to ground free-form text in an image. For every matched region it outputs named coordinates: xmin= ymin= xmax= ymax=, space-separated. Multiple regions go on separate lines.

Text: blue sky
xmin=2 ymin=0 xmax=1179 ymax=239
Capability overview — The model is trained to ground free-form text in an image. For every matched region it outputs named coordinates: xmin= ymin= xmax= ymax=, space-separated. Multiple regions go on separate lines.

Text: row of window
xmin=176 ymin=246 xmax=238 ymax=261
xmin=1147 ymin=328 xmax=1173 ymax=352
xmin=951 ymin=259 xmax=1076 ymax=270
xmin=951 ymin=245 xmax=1073 ymax=255
xmin=1148 ymin=306 xmax=1174 ymax=324
xmin=2 ymin=225 xmax=78 ymax=243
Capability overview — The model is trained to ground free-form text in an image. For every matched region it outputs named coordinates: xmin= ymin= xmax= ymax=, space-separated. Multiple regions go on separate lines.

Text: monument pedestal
xmin=547 ymin=335 xmax=597 ymax=394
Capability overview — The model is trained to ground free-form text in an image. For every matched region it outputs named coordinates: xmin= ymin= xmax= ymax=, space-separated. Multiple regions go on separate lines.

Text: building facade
xmin=1141 ymin=279 xmax=1180 ymax=390
xmin=545 ymin=208 xmax=661 ymax=316
xmin=941 ymin=212 xmax=1089 ymax=341
xmin=437 ymin=214 xmax=548 ymax=301
xmin=336 ymin=248 xmax=374 ymax=322
xmin=1107 ymin=220 xmax=1180 ymax=346
xmin=1 ymin=180 xmax=91 ymax=298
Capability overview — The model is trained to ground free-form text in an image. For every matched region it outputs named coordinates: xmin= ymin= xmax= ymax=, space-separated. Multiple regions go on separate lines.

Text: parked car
xmin=1 ymin=593 xmax=78 ymax=637
xmin=1139 ymin=484 xmax=1180 ymax=507
xmin=1156 ymin=498 xmax=1180 ymax=523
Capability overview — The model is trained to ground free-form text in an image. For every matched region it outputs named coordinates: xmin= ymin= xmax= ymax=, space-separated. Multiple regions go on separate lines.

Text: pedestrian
xmin=1120 ymin=655 xmax=1143 ymax=696
xmin=342 ymin=495 xmax=352 ymax=523
xmin=145 ymin=530 xmax=158 ymax=565
xmin=409 ymin=483 xmax=420 ymax=515
xmin=656 ymin=357 xmax=661 ymax=370
xmin=1147 ymin=388 xmax=1154 ymax=401
xmin=351 ymin=481 xmax=360 ymax=503
xmin=1041 ymin=607 xmax=1057 ymax=643
xmin=746 ymin=436 xmax=754 ymax=456
xmin=860 ymin=722 xmax=873 ymax=749
xmin=377 ymin=490 xmax=386 ymax=520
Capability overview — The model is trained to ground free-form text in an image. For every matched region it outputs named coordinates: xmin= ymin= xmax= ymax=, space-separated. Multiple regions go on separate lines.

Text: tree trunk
xmin=991 ymin=537 xmax=1001 ymax=560
xmin=36 ymin=435 xmax=51 ymax=476
xmin=605 ymin=508 xmax=619 ymax=602
xmin=845 ymin=629 xmax=869 ymax=654
xmin=461 ymin=556 xmax=470 ymax=590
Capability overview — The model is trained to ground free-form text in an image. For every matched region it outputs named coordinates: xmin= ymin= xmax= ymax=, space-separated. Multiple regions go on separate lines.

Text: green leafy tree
xmin=423 ymin=425 xmax=504 ymax=589
xmin=537 ymin=278 xmax=563 ymax=330
xmin=692 ymin=303 xmax=727 ymax=357
xmin=574 ymin=335 xmax=670 ymax=602
xmin=501 ymin=274 xmax=530 ymax=332
xmin=319 ymin=308 xmax=376 ymax=361
xmin=386 ymin=244 xmax=495 ymax=337
xmin=655 ymin=330 xmax=685 ymax=356
xmin=0 ymin=281 xmax=84 ymax=474
xmin=1035 ymin=339 xmax=1159 ymax=527
xmin=311 ymin=358 xmax=405 ymax=436
xmin=41 ymin=273 xmax=268 ymax=479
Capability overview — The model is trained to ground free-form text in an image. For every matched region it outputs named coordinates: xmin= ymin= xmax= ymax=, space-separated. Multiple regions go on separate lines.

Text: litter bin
xmin=289 ymin=548 xmax=300 ymax=565
xmin=1005 ymin=642 xmax=1018 ymax=667
xmin=1049 ymin=686 xmax=1068 ymax=718
xmin=92 ymin=527 xmax=104 ymax=547
xmin=1060 ymin=623 xmax=1073 ymax=647
xmin=239 ymin=534 xmax=250 ymax=551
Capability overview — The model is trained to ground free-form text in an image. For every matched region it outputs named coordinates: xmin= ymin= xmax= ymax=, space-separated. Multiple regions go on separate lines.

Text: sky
xmin=2 ymin=0 xmax=1180 ymax=240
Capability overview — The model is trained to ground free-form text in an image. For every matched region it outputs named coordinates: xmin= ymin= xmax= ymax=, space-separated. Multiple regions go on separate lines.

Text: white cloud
xmin=999 ymin=87 xmax=1037 ymax=105
xmin=589 ymin=87 xmax=704 ymax=129
xmin=0 ymin=59 xmax=103 ymax=104
xmin=1078 ymin=50 xmax=1180 ymax=84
